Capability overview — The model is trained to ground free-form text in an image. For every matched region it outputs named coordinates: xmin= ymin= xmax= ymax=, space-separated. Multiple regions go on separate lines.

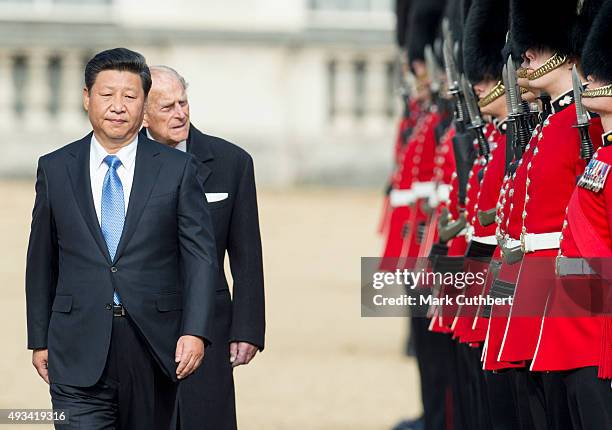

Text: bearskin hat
xmin=407 ymin=0 xmax=447 ymax=62
xmin=395 ymin=0 xmax=414 ymax=48
xmin=582 ymin=0 xmax=612 ymax=82
xmin=510 ymin=0 xmax=578 ymax=57
xmin=462 ymin=0 xmax=510 ymax=83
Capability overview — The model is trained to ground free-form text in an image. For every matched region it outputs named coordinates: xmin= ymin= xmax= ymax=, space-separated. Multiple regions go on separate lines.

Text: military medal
xmin=577 ymin=158 xmax=611 ymax=192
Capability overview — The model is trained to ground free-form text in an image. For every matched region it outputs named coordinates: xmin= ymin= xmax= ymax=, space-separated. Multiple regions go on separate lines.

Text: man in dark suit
xmin=25 ymin=48 xmax=218 ymax=429
xmin=142 ymin=65 xmax=265 ymax=430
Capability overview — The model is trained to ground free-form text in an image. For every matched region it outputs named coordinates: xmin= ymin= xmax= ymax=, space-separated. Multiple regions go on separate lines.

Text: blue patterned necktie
xmin=101 ymin=155 xmax=124 ymax=305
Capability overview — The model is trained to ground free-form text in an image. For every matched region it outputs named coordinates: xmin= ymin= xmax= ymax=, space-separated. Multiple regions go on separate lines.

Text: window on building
xmin=327 ymin=59 xmax=337 ymax=120
xmin=12 ymin=55 xmax=27 ymax=118
xmin=385 ymin=60 xmax=396 ymax=117
xmin=354 ymin=60 xmax=366 ymax=118
xmin=48 ymin=56 xmax=62 ymax=117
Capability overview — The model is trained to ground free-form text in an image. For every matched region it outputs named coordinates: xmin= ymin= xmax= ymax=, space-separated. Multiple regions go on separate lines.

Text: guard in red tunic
xmin=390 ymin=2 xmax=452 ymax=430
xmin=379 ymin=0 xmax=422 ymax=239
xmin=531 ymin=2 xmax=612 ymax=427
xmin=380 ymin=0 xmax=426 ymax=267
xmin=450 ymin=2 xmax=524 ymax=428
xmin=485 ymin=0 xmax=604 ymax=428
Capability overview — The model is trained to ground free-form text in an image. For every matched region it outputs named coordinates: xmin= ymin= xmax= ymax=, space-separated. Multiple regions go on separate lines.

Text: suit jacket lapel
xmin=186 ymin=124 xmax=214 ymax=185
xmin=66 ymin=133 xmax=112 ymax=264
xmin=113 ymin=138 xmax=162 ymax=263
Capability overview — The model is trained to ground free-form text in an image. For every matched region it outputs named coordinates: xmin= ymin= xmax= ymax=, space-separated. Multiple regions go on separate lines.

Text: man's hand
xmin=32 ymin=349 xmax=49 ymax=384
xmin=229 ymin=342 xmax=258 ymax=368
xmin=175 ymin=335 xmax=205 ymax=379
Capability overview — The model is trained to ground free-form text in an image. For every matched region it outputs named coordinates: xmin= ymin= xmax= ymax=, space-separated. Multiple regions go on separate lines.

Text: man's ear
xmin=142 ymin=110 xmax=149 ymax=128
xmin=82 ymin=87 xmax=89 ymax=112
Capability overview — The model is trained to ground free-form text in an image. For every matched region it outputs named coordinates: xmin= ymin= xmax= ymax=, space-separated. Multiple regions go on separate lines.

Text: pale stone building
xmin=0 ymin=0 xmax=398 ymax=186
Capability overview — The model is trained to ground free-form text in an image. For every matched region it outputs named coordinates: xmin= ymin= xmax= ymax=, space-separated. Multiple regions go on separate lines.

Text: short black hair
xmin=85 ymin=47 xmax=152 ymax=96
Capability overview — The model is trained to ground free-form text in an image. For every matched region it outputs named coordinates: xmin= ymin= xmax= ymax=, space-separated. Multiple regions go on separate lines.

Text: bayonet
xmin=395 ymin=53 xmax=412 ymax=119
xmin=395 ymin=53 xmax=408 ymax=97
xmin=502 ymin=65 xmax=513 ymax=116
xmin=573 ymin=65 xmax=589 ymax=126
xmin=572 ymin=64 xmax=594 ymax=161
xmin=442 ymin=36 xmax=469 ymax=132
xmin=506 ymin=56 xmax=520 ymax=116
xmin=462 ymin=75 xmax=484 ymax=129
xmin=502 ymin=64 xmax=517 ymax=173
xmin=443 ymin=39 xmax=458 ymax=93
xmin=507 ymin=56 xmax=531 ymax=157
xmin=425 ymin=45 xmax=441 ymax=94
xmin=462 ymin=75 xmax=490 ymax=160
xmin=442 ymin=18 xmax=451 ymax=45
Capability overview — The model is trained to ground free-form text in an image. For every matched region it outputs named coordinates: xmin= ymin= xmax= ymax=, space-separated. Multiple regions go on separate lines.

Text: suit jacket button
xmin=110 ymin=266 xmax=118 ymax=273
xmin=105 ymin=304 xmax=112 ymax=310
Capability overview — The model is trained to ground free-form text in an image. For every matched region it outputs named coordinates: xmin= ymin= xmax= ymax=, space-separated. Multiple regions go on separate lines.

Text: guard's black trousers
xmin=50 ymin=316 xmax=177 ymax=430
xmin=563 ymin=366 xmax=612 ymax=430
xmin=412 ymin=316 xmax=457 ymax=430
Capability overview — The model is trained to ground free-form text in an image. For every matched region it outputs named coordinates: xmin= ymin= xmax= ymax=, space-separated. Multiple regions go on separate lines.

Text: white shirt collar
xmin=175 ymin=140 xmax=187 ymax=152
xmin=91 ymin=133 xmax=138 ymax=170
xmin=146 ymin=129 xmax=187 ymax=153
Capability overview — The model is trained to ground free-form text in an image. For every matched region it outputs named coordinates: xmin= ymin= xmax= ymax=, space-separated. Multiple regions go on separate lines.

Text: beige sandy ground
xmin=0 ymin=181 xmax=420 ymax=429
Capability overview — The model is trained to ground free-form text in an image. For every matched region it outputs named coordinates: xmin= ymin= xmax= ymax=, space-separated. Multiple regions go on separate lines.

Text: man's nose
xmin=110 ymin=95 xmax=126 ymax=113
xmin=520 ymin=56 xmax=530 ymax=70
xmin=174 ymin=104 xmax=186 ymax=120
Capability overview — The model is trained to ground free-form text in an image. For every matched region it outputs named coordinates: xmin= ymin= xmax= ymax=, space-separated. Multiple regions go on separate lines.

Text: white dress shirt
xmin=90 ymin=134 xmax=138 ymax=226
xmin=146 ymin=129 xmax=186 ymax=152
xmin=175 ymin=140 xmax=187 ymax=152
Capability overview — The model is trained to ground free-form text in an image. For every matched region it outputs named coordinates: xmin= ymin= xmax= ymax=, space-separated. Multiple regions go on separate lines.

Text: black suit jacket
xmin=25 ymin=133 xmax=218 ymax=387
xmin=143 ymin=125 xmax=265 ymax=350
xmin=187 ymin=125 xmax=265 ymax=350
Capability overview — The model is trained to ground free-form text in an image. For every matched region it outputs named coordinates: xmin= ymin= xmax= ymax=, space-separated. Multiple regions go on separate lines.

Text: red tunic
xmin=448 ymin=126 xmax=493 ymax=336
xmin=483 ymin=150 xmax=520 ymax=370
xmin=532 ymin=138 xmax=612 ymax=378
xmin=496 ymin=102 xmax=603 ymax=366
xmin=401 ymin=111 xmax=440 ymax=260
xmin=419 ymin=127 xmax=457 ymax=254
xmin=379 ymin=102 xmax=423 ymax=240
xmin=472 ymin=125 xmax=507 ymax=238
xmin=381 ymin=111 xmax=440 ymax=263
xmin=456 ymin=122 xmax=508 ymax=343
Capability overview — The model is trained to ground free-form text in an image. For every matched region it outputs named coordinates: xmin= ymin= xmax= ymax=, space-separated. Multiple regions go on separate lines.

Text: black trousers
xmin=50 ymin=316 xmax=177 ymax=430
xmin=564 ymin=366 xmax=612 ymax=430
xmin=524 ymin=371 xmax=573 ymax=430
xmin=456 ymin=344 xmax=491 ymax=430
xmin=176 ymin=290 xmax=237 ymax=430
xmin=484 ymin=370 xmax=523 ymax=430
xmin=506 ymin=369 xmax=539 ymax=430
xmin=412 ymin=316 xmax=456 ymax=430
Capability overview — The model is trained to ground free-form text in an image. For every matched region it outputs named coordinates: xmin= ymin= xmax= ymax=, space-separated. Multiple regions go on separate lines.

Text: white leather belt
xmin=411 ymin=182 xmax=436 ymax=198
xmin=521 ymin=232 xmax=561 ymax=252
xmin=437 ymin=184 xmax=451 ymax=202
xmin=472 ymin=235 xmax=498 ymax=245
xmin=428 ymin=184 xmax=451 ymax=209
xmin=389 ymin=189 xmax=416 ymax=207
